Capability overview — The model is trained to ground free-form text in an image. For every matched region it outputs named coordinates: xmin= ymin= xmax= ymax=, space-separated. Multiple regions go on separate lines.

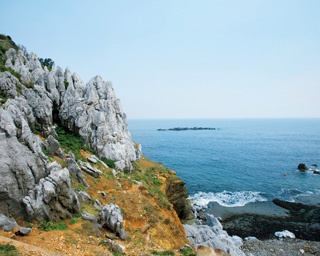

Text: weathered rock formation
xmin=184 ymin=214 xmax=245 ymax=256
xmin=23 ymin=162 xmax=80 ymax=222
xmin=0 ymin=40 xmax=139 ymax=222
xmin=98 ymin=204 xmax=126 ymax=240
xmin=165 ymin=174 xmax=194 ymax=222
xmin=3 ymin=47 xmax=138 ymax=170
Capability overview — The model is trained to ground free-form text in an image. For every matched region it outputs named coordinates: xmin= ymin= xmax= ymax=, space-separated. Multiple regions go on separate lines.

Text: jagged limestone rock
xmin=98 ymin=204 xmax=127 ymax=240
xmin=66 ymin=157 xmax=89 ymax=187
xmin=0 ymin=214 xmax=32 ymax=236
xmin=44 ymin=135 xmax=64 ymax=158
xmin=78 ymin=160 xmax=102 ymax=178
xmin=184 ymin=214 xmax=245 ymax=256
xmin=23 ymin=163 xmax=80 ymax=221
xmin=0 ymin=105 xmax=47 ymax=217
xmin=59 ymin=75 xmax=136 ymax=170
xmin=0 ymin=44 xmax=140 ymax=224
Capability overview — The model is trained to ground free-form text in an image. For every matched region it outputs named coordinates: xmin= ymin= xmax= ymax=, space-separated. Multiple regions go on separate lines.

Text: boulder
xmin=98 ymin=204 xmax=126 ymax=240
xmin=274 ymin=230 xmax=295 ymax=239
xmin=196 ymin=245 xmax=230 ymax=256
xmin=102 ymin=239 xmax=125 ymax=254
xmin=0 ymin=214 xmax=32 ymax=236
xmin=184 ymin=214 xmax=245 ymax=256
xmin=66 ymin=157 xmax=89 ymax=187
xmin=23 ymin=164 xmax=80 ymax=221
xmin=78 ymin=160 xmax=102 ymax=178
xmin=43 ymin=135 xmax=64 ymax=158
xmin=76 ymin=191 xmax=92 ymax=203
xmin=297 ymin=163 xmax=308 ymax=171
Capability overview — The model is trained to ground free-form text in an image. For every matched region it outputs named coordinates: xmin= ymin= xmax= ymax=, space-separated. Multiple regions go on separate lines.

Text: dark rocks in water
xmin=221 ymin=199 xmax=320 ymax=241
xmin=314 ymin=170 xmax=320 ymax=175
xmin=311 ymin=163 xmax=318 ymax=167
xmin=157 ymin=127 xmax=219 ymax=131
xmin=297 ymin=163 xmax=308 ymax=171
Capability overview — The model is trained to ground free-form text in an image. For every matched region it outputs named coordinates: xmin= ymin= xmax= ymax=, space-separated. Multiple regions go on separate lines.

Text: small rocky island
xmin=157 ymin=127 xmax=220 ymax=131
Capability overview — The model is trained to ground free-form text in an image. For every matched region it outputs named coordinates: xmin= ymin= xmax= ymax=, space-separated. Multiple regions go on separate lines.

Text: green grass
xmin=39 ymin=221 xmax=67 ymax=231
xmin=129 ymin=166 xmax=171 ymax=209
xmin=179 ymin=246 xmax=196 ymax=256
xmin=55 ymin=126 xmax=94 ymax=160
xmin=0 ymin=243 xmax=19 ymax=256
xmin=151 ymin=250 xmax=174 ymax=256
xmin=101 ymin=157 xmax=116 ymax=168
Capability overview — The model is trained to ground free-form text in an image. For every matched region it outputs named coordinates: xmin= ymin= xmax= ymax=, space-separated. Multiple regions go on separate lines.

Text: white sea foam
xmin=190 ymin=190 xmax=267 ymax=209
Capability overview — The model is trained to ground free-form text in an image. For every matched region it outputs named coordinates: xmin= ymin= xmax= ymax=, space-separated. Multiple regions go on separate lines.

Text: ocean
xmin=128 ymin=119 xmax=320 ymax=208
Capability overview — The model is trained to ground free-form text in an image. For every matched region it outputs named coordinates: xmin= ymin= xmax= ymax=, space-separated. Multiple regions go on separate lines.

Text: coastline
xmin=194 ymin=194 xmax=320 ymax=241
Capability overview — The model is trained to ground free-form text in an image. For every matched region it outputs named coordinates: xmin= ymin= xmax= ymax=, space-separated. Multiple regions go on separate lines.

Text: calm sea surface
xmin=128 ymin=119 xmax=320 ymax=207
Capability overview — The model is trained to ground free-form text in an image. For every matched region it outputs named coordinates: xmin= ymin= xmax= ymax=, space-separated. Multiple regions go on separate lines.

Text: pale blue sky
xmin=2 ymin=1 xmax=320 ymax=118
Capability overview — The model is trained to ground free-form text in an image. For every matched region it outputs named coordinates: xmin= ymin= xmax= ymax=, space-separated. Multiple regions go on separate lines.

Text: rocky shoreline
xmin=189 ymin=194 xmax=320 ymax=255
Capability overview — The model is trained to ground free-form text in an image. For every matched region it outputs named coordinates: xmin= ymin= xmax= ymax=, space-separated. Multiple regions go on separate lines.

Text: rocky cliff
xmin=0 ymin=35 xmax=196 ymax=255
xmin=0 ymin=35 xmax=139 ymax=219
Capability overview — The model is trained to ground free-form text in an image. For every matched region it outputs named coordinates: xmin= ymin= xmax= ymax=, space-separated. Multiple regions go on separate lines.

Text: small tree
xmin=39 ymin=58 xmax=54 ymax=70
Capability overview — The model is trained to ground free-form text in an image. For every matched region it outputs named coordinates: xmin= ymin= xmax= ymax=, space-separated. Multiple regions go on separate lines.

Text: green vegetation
xmin=129 ymin=166 xmax=171 ymax=209
xmin=0 ymin=243 xmax=19 ymax=256
xmin=55 ymin=126 xmax=94 ymax=160
xmin=101 ymin=157 xmax=116 ymax=168
xmin=64 ymin=80 xmax=69 ymax=88
xmin=180 ymin=247 xmax=196 ymax=256
xmin=0 ymin=34 xmax=18 ymax=72
xmin=38 ymin=57 xmax=54 ymax=71
xmin=39 ymin=221 xmax=67 ymax=231
xmin=0 ymin=90 xmax=7 ymax=104
xmin=163 ymin=218 xmax=170 ymax=224
xmin=151 ymin=250 xmax=174 ymax=256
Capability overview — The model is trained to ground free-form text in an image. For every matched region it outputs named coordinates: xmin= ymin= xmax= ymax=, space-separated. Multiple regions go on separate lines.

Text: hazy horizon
xmin=2 ymin=1 xmax=320 ymax=119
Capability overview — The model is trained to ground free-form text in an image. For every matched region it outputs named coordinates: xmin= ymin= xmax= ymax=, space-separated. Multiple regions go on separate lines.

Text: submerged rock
xmin=297 ymin=163 xmax=308 ymax=172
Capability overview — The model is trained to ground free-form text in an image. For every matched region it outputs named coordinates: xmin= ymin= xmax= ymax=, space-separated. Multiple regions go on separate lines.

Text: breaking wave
xmin=190 ymin=190 xmax=267 ymax=209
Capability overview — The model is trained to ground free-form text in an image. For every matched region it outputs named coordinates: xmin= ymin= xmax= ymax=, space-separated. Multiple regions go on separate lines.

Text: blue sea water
xmin=128 ymin=119 xmax=320 ymax=207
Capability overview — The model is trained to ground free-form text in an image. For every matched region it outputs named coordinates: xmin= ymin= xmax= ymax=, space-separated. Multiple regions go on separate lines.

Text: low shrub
xmin=39 ymin=221 xmax=67 ymax=231
xmin=0 ymin=243 xmax=18 ymax=256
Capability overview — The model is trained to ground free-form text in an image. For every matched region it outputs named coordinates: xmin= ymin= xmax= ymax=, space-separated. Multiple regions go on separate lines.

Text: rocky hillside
xmin=0 ymin=34 xmax=195 ymax=255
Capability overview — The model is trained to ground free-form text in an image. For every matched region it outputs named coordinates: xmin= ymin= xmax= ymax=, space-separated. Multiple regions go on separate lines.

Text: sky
xmin=2 ymin=0 xmax=320 ymax=119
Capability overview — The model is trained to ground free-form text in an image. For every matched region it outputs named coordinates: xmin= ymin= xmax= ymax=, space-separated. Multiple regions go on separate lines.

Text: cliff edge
xmin=0 ymin=34 xmax=195 ymax=255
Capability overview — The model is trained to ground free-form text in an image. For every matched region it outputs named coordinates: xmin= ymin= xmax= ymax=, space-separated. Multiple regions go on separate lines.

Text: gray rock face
xmin=0 ymin=45 xmax=138 ymax=223
xmin=98 ymin=204 xmax=127 ymax=240
xmin=66 ymin=157 xmax=89 ymax=187
xmin=0 ymin=103 xmax=47 ymax=217
xmin=23 ymin=163 xmax=80 ymax=221
xmin=4 ymin=48 xmax=137 ymax=170
xmin=59 ymin=75 xmax=136 ymax=170
xmin=184 ymin=214 xmax=245 ymax=256
xmin=44 ymin=135 xmax=64 ymax=158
